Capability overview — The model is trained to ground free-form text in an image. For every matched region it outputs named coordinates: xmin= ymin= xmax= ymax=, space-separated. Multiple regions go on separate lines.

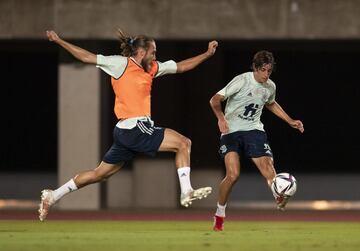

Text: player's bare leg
xmin=218 ymin=152 xmax=241 ymax=205
xmin=39 ymin=161 xmax=123 ymax=221
xmin=159 ymin=128 xmax=191 ymax=165
xmin=252 ymin=156 xmax=276 ymax=187
xmin=214 ymin=151 xmax=241 ymax=231
xmin=158 ymin=128 xmax=212 ymax=207
xmin=252 ymin=156 xmax=288 ymax=210
xmin=73 ymin=161 xmax=123 ymax=188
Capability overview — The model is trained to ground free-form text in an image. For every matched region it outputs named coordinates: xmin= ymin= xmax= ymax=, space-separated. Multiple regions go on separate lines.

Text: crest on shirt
xmin=220 ymin=145 xmax=227 ymax=154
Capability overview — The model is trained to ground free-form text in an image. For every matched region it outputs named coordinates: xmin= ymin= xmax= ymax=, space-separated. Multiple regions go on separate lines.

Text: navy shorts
xmin=219 ymin=130 xmax=273 ymax=158
xmin=103 ymin=120 xmax=165 ymax=164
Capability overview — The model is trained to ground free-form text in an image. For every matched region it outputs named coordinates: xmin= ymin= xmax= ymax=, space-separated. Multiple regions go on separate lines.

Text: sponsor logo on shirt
xmin=238 ymin=103 xmax=259 ymax=121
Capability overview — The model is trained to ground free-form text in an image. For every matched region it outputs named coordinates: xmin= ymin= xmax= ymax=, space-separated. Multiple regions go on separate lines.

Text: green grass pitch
xmin=1 ymin=220 xmax=360 ymax=251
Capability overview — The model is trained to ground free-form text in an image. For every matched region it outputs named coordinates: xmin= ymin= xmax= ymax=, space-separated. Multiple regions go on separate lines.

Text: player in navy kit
xmin=210 ymin=51 xmax=304 ymax=231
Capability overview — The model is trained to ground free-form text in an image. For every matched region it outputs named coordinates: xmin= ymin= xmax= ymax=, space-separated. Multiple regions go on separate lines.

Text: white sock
xmin=177 ymin=167 xmax=193 ymax=194
xmin=53 ymin=179 xmax=78 ymax=201
xmin=215 ymin=202 xmax=227 ymax=217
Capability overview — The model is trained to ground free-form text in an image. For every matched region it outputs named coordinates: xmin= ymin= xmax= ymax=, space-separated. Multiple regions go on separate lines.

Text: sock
xmin=177 ymin=167 xmax=193 ymax=194
xmin=215 ymin=202 xmax=227 ymax=217
xmin=53 ymin=179 xmax=78 ymax=201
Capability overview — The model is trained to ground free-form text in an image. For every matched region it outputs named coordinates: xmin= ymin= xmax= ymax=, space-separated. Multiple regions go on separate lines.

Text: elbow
xmin=81 ymin=54 xmax=96 ymax=64
xmin=78 ymin=56 xmax=89 ymax=63
xmin=176 ymin=62 xmax=191 ymax=73
xmin=176 ymin=65 xmax=185 ymax=74
xmin=210 ymin=94 xmax=224 ymax=108
xmin=82 ymin=56 xmax=92 ymax=64
xmin=209 ymin=96 xmax=214 ymax=106
xmin=209 ymin=95 xmax=218 ymax=107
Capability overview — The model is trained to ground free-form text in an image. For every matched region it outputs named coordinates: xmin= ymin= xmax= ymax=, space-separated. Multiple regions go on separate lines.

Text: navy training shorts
xmin=103 ymin=119 xmax=165 ymax=164
xmin=219 ymin=129 xmax=273 ymax=158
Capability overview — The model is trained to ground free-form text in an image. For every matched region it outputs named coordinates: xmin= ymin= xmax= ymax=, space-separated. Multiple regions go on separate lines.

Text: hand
xmin=46 ymin=30 xmax=60 ymax=42
xmin=206 ymin=40 xmax=218 ymax=57
xmin=289 ymin=120 xmax=304 ymax=133
xmin=218 ymin=118 xmax=229 ymax=134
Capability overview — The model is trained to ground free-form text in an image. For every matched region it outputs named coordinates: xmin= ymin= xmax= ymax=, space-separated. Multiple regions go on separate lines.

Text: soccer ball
xmin=271 ymin=172 xmax=297 ymax=197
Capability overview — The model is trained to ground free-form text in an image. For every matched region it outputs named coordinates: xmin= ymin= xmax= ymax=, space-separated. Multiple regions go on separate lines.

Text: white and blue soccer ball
xmin=271 ymin=172 xmax=297 ymax=197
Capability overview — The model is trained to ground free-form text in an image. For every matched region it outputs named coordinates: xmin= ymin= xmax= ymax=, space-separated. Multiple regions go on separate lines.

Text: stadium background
xmin=0 ymin=0 xmax=359 ymax=210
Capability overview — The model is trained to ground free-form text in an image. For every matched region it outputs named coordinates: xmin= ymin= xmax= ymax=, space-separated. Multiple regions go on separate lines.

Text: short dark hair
xmin=252 ymin=50 xmax=276 ymax=71
xmin=117 ymin=29 xmax=154 ymax=57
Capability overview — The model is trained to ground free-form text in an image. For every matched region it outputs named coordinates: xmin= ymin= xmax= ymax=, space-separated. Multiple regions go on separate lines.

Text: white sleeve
xmin=155 ymin=60 xmax=177 ymax=78
xmin=96 ymin=55 xmax=128 ymax=79
xmin=217 ymin=75 xmax=245 ymax=99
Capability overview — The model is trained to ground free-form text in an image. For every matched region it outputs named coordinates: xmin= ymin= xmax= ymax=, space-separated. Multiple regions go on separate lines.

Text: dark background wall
xmin=0 ymin=41 xmax=58 ymax=172
xmin=1 ymin=39 xmax=359 ymax=173
xmin=152 ymin=39 xmax=360 ymax=174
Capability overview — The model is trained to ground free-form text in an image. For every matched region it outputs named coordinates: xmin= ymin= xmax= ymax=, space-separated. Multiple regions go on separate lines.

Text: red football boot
xmin=213 ymin=215 xmax=225 ymax=231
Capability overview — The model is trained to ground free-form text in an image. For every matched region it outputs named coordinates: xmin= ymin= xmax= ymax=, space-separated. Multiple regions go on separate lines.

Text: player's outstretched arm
xmin=46 ymin=30 xmax=97 ymax=64
xmin=266 ymin=101 xmax=304 ymax=133
xmin=210 ymin=94 xmax=229 ymax=133
xmin=176 ymin=41 xmax=218 ymax=73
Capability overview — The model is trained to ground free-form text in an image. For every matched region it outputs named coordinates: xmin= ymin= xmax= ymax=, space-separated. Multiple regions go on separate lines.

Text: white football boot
xmin=180 ymin=187 xmax=212 ymax=207
xmin=38 ymin=189 xmax=56 ymax=221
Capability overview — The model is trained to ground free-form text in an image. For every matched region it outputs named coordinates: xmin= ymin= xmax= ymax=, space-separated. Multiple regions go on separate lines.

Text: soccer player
xmin=209 ymin=51 xmax=304 ymax=231
xmin=39 ymin=30 xmax=218 ymax=221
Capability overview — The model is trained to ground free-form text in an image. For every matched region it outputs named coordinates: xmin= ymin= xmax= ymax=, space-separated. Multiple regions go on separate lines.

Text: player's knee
xmin=226 ymin=171 xmax=240 ymax=183
xmin=177 ymin=137 xmax=191 ymax=152
xmin=184 ymin=137 xmax=192 ymax=149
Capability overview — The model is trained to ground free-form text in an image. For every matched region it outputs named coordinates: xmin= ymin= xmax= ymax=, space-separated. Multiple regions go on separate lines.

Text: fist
xmin=290 ymin=120 xmax=304 ymax=133
xmin=46 ymin=30 xmax=60 ymax=42
xmin=207 ymin=40 xmax=218 ymax=56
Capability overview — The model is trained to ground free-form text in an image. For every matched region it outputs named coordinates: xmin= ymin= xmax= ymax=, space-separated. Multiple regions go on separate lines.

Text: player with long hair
xmin=39 ymin=30 xmax=218 ymax=221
